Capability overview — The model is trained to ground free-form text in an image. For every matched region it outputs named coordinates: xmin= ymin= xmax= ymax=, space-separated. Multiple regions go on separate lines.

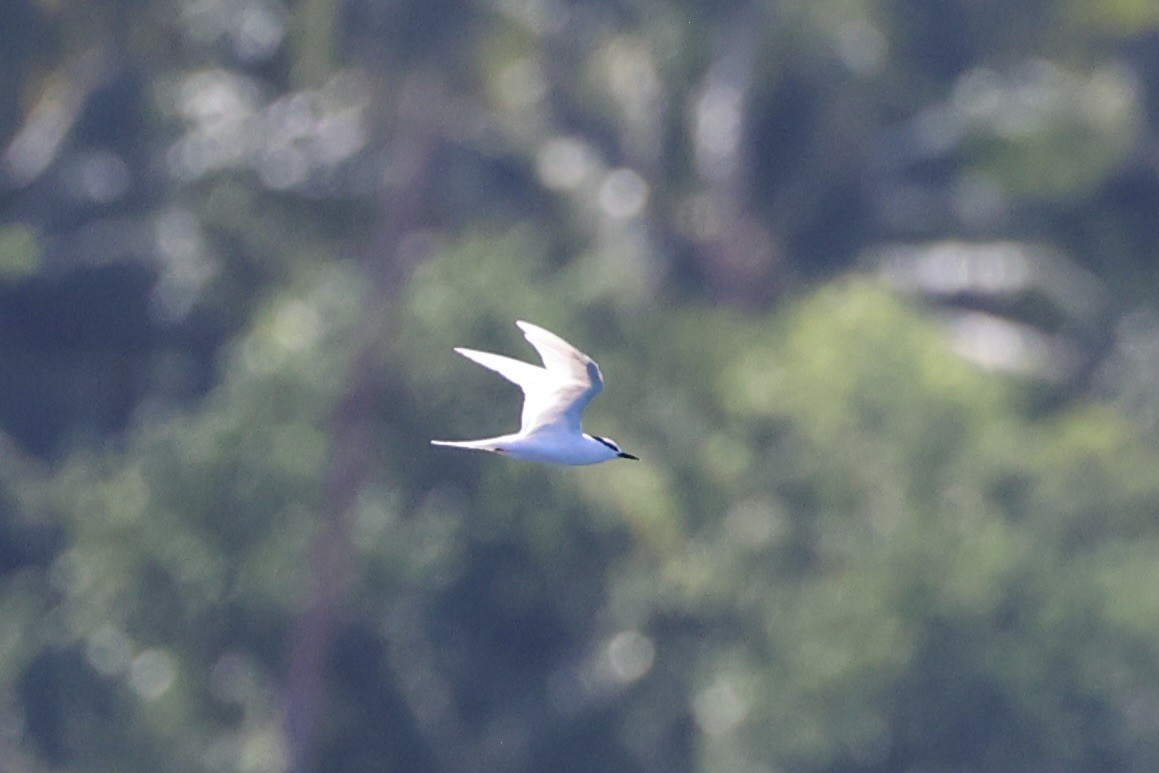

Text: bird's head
xmin=591 ymin=435 xmax=639 ymax=461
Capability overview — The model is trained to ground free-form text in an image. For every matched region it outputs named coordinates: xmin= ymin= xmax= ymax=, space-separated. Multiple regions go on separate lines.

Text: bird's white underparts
xmin=431 ymin=321 xmax=638 ymax=465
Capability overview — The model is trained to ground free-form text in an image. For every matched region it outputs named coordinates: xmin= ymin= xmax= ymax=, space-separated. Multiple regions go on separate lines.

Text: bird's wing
xmin=454 ymin=347 xmax=544 ymax=391
xmin=454 ymin=346 xmax=558 ymax=434
xmin=515 ymin=321 xmax=604 ymax=432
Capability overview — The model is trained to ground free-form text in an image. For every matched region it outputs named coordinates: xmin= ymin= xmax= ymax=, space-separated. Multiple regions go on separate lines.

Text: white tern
xmin=432 ymin=321 xmax=638 ymax=465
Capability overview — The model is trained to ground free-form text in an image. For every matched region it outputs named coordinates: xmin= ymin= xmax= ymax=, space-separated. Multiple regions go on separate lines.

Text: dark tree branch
xmin=285 ymin=73 xmax=444 ymax=773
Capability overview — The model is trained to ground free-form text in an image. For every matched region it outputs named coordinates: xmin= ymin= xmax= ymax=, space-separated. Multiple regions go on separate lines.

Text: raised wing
xmin=516 ymin=321 xmax=604 ymax=432
xmin=452 ymin=348 xmax=541 ymax=431
xmin=453 ymin=348 xmax=542 ymax=392
xmin=454 ymin=322 xmax=605 ymax=435
xmin=517 ymin=322 xmax=600 ymax=383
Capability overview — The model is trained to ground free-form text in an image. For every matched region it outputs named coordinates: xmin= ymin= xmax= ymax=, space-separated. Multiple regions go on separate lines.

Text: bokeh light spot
xmin=598 ymin=168 xmax=648 ymax=218
xmin=129 ymin=649 xmax=177 ymax=701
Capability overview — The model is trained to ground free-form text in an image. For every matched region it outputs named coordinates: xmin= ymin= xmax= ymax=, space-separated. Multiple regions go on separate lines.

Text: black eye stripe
xmin=593 ymin=436 xmax=618 ymax=451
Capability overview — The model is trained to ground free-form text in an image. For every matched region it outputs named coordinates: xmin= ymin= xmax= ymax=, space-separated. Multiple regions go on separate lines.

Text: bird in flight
xmin=432 ymin=321 xmax=638 ymax=465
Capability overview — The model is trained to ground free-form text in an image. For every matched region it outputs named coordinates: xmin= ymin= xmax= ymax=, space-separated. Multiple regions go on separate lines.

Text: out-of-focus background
xmin=2 ymin=0 xmax=1159 ymax=770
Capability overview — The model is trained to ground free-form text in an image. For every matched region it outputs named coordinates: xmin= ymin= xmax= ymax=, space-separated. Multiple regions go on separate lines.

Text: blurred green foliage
xmin=0 ymin=226 xmax=39 ymax=280
xmin=2 ymin=0 xmax=1159 ymax=771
